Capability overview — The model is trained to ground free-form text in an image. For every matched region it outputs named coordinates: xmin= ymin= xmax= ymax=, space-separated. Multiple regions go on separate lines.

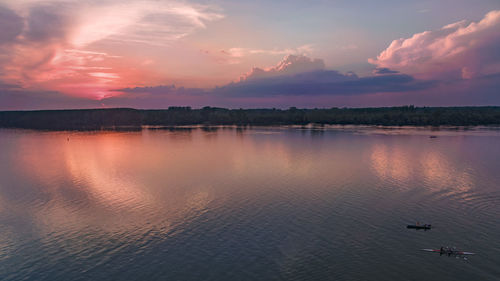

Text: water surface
xmin=0 ymin=126 xmax=499 ymax=281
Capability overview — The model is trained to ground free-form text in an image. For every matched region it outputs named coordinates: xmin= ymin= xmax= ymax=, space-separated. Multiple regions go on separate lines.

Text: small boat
xmin=407 ymin=224 xmax=431 ymax=229
xmin=421 ymin=248 xmax=475 ymax=256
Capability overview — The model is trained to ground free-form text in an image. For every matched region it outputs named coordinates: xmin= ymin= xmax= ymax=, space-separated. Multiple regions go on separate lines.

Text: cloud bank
xmin=370 ymin=10 xmax=500 ymax=80
xmin=116 ymin=55 xmax=434 ymax=99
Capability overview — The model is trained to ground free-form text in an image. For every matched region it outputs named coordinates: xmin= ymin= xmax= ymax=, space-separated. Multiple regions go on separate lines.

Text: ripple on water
xmin=0 ymin=128 xmax=499 ymax=281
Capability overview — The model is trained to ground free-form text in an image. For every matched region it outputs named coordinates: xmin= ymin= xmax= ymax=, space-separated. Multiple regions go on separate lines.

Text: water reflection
xmin=6 ymin=131 xmax=225 ymax=243
xmin=420 ymin=150 xmax=454 ymax=188
xmin=370 ymin=144 xmax=411 ymax=185
xmin=369 ymin=137 xmax=481 ymax=196
xmin=420 ymin=150 xmax=475 ymax=196
xmin=62 ymin=134 xmax=150 ymax=208
xmin=0 ymin=127 xmax=499 ymax=281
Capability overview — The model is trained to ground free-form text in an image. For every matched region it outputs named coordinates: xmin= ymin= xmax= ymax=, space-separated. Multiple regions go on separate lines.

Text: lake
xmin=0 ymin=126 xmax=499 ymax=281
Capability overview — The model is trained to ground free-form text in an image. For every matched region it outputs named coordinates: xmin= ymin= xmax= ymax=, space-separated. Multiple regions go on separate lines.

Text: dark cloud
xmin=114 ymin=68 xmax=435 ymax=99
xmin=25 ymin=4 xmax=69 ymax=42
xmin=0 ymin=5 xmax=24 ymax=45
xmin=214 ymin=70 xmax=435 ymax=97
xmin=117 ymin=85 xmax=207 ymax=96
xmin=373 ymin=67 xmax=399 ymax=75
xmin=102 ymin=85 xmax=211 ymax=109
xmin=203 ymin=55 xmax=433 ymax=97
xmin=0 ymin=88 xmax=101 ymax=110
xmin=0 ymin=82 xmax=21 ymax=91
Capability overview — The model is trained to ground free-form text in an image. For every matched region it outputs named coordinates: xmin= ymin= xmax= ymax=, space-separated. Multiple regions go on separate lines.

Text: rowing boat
xmin=421 ymin=248 xmax=475 ymax=255
xmin=407 ymin=224 xmax=431 ymax=229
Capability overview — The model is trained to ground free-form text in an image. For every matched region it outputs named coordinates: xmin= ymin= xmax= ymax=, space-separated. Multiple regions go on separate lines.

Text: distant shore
xmin=1 ymin=106 xmax=499 ymax=130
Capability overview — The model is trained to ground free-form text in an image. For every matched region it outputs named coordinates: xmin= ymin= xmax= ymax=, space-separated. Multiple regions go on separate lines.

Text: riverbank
xmin=1 ymin=106 xmax=499 ymax=130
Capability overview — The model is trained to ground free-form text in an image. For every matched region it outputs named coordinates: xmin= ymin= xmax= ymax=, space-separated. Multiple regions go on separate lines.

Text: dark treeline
xmin=0 ymin=106 xmax=500 ymax=130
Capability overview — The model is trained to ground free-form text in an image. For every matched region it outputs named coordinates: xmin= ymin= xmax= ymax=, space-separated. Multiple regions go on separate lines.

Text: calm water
xmin=0 ymin=126 xmax=499 ymax=281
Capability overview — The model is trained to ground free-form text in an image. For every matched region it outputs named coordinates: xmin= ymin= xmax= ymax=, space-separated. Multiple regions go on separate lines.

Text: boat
xmin=407 ymin=224 xmax=431 ymax=229
xmin=421 ymin=247 xmax=475 ymax=256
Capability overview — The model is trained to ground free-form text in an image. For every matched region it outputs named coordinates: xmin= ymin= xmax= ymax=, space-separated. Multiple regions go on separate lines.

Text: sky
xmin=0 ymin=0 xmax=500 ymax=109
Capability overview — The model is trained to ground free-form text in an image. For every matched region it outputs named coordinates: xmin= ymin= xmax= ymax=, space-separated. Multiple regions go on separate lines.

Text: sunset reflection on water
xmin=0 ymin=127 xmax=499 ymax=281
xmin=369 ymin=135 xmax=479 ymax=197
xmin=370 ymin=144 xmax=411 ymax=185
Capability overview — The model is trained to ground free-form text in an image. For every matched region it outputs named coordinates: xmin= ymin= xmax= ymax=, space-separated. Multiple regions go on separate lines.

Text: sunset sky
xmin=1 ymin=0 xmax=500 ymax=109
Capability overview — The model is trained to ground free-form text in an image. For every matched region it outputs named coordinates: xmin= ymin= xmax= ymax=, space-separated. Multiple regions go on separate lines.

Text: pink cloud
xmin=0 ymin=0 xmax=223 ymax=100
xmin=222 ymin=45 xmax=314 ymax=58
xmin=241 ymin=54 xmax=325 ymax=81
xmin=369 ymin=10 xmax=500 ymax=79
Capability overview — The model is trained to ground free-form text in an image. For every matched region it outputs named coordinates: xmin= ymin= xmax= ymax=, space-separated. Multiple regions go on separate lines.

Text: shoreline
xmin=1 ymin=106 xmax=499 ymax=130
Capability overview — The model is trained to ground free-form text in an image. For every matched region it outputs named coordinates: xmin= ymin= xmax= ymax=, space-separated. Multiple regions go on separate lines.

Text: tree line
xmin=0 ymin=106 xmax=499 ymax=130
